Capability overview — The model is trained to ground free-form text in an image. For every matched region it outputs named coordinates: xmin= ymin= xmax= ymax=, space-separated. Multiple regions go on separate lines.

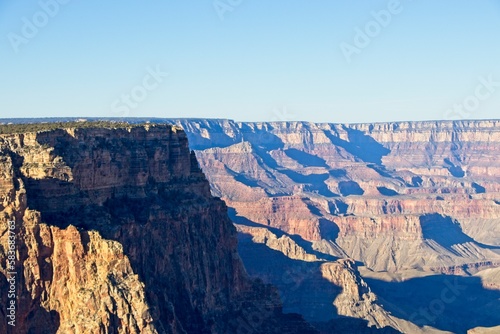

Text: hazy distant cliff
xmin=167 ymin=119 xmax=500 ymax=334
xmin=0 ymin=123 xmax=316 ymax=334
xmin=173 ymin=119 xmax=500 ymax=267
xmin=2 ymin=118 xmax=499 ymax=333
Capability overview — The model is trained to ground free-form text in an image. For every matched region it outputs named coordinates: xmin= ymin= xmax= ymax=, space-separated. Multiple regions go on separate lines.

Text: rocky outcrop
xmin=474 ymin=267 xmax=500 ymax=290
xmin=3 ymin=118 xmax=499 ymax=332
xmin=170 ymin=119 xmax=500 ymax=271
xmin=236 ymin=224 xmax=443 ymax=334
xmin=163 ymin=119 xmax=500 ymax=333
xmin=0 ymin=124 xmax=316 ymax=334
xmin=468 ymin=326 xmax=500 ymax=333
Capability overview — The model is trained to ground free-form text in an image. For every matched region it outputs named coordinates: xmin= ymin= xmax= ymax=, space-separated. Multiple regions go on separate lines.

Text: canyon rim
xmin=0 ymin=118 xmax=499 ymax=334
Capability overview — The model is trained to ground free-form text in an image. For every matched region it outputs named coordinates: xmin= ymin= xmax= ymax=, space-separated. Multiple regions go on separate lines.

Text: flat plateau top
xmin=0 ymin=121 xmax=170 ymax=135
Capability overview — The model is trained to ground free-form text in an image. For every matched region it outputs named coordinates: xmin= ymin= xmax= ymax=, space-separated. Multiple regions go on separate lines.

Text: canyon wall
xmin=173 ymin=119 xmax=500 ymax=269
xmin=168 ymin=119 xmax=500 ymax=334
xmin=2 ymin=118 xmax=499 ymax=333
xmin=0 ymin=124 xmax=316 ymax=334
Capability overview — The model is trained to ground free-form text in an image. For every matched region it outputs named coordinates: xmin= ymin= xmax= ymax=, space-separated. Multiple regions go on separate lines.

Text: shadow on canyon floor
xmin=237 ymin=232 xmax=401 ymax=333
xmin=241 ymin=137 xmax=338 ymax=198
xmin=338 ymin=181 xmax=365 ymax=196
xmin=420 ymin=214 xmax=500 ymax=252
xmin=284 ymin=148 xmax=329 ymax=168
xmin=228 ymin=208 xmax=339 ymax=262
xmin=279 ymin=169 xmax=337 ymax=197
xmin=363 ymin=274 xmax=500 ymax=334
xmin=323 ymin=128 xmax=391 ymax=166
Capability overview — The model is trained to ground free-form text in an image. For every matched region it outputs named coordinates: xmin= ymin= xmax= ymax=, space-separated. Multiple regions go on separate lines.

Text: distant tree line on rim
xmin=0 ymin=121 xmax=156 ymax=134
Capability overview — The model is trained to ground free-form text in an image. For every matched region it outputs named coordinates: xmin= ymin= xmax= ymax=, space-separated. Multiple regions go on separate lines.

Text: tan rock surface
xmin=170 ymin=119 xmax=500 ymax=333
xmin=0 ymin=124 xmax=317 ymax=334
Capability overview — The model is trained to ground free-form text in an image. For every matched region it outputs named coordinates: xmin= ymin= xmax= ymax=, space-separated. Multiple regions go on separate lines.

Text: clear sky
xmin=1 ymin=0 xmax=499 ymax=123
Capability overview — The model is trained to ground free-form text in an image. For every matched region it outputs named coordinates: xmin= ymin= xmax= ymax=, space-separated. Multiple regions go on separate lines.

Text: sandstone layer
xmin=0 ymin=124 xmax=316 ymax=334
xmin=167 ymin=119 xmax=500 ymax=334
xmin=3 ymin=118 xmax=499 ymax=333
xmin=170 ymin=120 xmax=500 ymax=269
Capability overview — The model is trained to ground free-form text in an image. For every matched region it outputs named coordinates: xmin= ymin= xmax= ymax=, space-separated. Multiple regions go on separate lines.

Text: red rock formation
xmin=167 ymin=119 xmax=500 ymax=332
xmin=0 ymin=124 xmax=317 ymax=334
xmin=175 ymin=119 xmax=500 ymax=271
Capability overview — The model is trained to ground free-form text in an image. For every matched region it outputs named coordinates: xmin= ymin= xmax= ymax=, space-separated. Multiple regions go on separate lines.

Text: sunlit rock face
xmin=171 ymin=119 xmax=500 ymax=333
xmin=0 ymin=124 xmax=317 ymax=334
xmin=176 ymin=120 xmax=500 ymax=270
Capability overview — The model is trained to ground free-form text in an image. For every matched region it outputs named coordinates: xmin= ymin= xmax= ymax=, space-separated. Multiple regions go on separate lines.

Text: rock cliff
xmin=170 ymin=119 xmax=500 ymax=269
xmin=0 ymin=123 xmax=316 ymax=334
xmin=165 ymin=119 xmax=500 ymax=333
xmin=3 ymin=118 xmax=499 ymax=333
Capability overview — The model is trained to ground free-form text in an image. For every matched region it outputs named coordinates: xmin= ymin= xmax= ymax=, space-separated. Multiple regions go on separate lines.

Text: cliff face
xmin=167 ymin=119 xmax=500 ymax=333
xmin=174 ymin=119 xmax=500 ymax=270
xmin=0 ymin=124 xmax=316 ymax=334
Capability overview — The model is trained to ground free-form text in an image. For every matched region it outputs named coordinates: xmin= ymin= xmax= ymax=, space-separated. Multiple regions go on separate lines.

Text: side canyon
xmin=170 ymin=119 xmax=500 ymax=334
xmin=2 ymin=118 xmax=499 ymax=334
xmin=0 ymin=123 xmax=316 ymax=334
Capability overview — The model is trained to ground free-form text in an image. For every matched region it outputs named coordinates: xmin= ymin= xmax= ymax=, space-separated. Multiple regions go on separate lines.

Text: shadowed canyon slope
xmin=2 ymin=118 xmax=499 ymax=333
xmin=0 ymin=124 xmax=318 ymax=334
xmin=168 ymin=119 xmax=500 ymax=333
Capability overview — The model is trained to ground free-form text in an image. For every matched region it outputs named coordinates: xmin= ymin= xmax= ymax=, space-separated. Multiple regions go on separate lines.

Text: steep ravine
xmin=165 ymin=119 xmax=500 ymax=334
xmin=170 ymin=119 xmax=500 ymax=272
xmin=0 ymin=124 xmax=317 ymax=334
xmin=3 ymin=118 xmax=500 ymax=333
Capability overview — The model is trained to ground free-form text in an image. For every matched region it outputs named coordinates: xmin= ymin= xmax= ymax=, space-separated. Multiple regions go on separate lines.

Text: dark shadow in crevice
xmin=228 ymin=207 xmax=286 ymax=238
xmin=318 ymin=218 xmax=340 ymax=242
xmin=366 ymin=164 xmax=392 ymax=178
xmin=338 ymin=181 xmax=364 ymax=196
xmin=234 ymin=173 xmax=260 ymax=188
xmin=410 ymin=176 xmax=423 ymax=187
xmin=329 ymin=169 xmax=347 ymax=178
xmin=303 ymin=200 xmax=323 ymax=217
xmin=240 ymin=124 xmax=285 ymax=151
xmin=253 ymin=146 xmax=280 ymax=169
xmin=284 ymin=148 xmax=329 ymax=168
xmin=327 ymin=199 xmax=349 ymax=215
xmin=176 ymin=119 xmax=241 ymax=150
xmin=323 ymin=128 xmax=391 ymax=165
xmin=223 ymin=165 xmax=264 ymax=189
xmin=278 ymin=170 xmax=336 ymax=197
xmin=419 ymin=214 xmax=500 ymax=252
xmin=228 ymin=208 xmax=338 ymax=262
xmin=471 ymin=182 xmax=486 ymax=194
xmin=377 ymin=187 xmax=399 ymax=197
xmin=444 ymin=158 xmax=465 ymax=178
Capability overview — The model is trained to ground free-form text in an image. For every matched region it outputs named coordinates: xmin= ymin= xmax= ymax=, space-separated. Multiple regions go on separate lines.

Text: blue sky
xmin=1 ymin=0 xmax=499 ymax=123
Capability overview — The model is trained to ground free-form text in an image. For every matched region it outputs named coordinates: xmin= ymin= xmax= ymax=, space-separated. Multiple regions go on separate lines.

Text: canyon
xmin=167 ymin=119 xmax=500 ymax=334
xmin=0 ymin=123 xmax=317 ymax=334
xmin=1 ymin=118 xmax=499 ymax=333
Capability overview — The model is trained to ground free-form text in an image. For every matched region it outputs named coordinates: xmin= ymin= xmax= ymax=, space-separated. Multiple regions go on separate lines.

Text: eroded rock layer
xmin=0 ymin=124 xmax=316 ymax=334
xmin=172 ymin=120 xmax=500 ymax=271
xmin=168 ymin=119 xmax=500 ymax=333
